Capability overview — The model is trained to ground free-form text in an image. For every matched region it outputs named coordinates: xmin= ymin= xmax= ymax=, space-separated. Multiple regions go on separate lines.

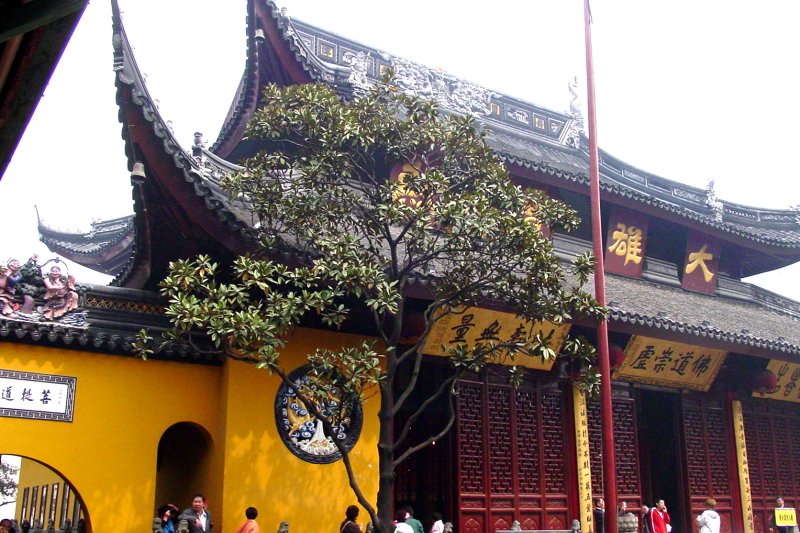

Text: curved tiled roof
xmin=104 ymin=2 xmax=800 ymax=360
xmin=111 ymin=2 xmax=256 ymax=286
xmin=220 ymin=1 xmax=800 ymax=255
xmin=39 ymin=215 xmax=133 ymax=253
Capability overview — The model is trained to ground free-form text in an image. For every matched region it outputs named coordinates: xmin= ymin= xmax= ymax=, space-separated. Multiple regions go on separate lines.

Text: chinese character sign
xmin=682 ymin=230 xmax=721 ymax=294
xmin=732 ymin=400 xmax=755 ymax=533
xmin=613 ymin=336 xmax=726 ymax=391
xmin=752 ymin=360 xmax=800 ymax=403
xmin=422 ymin=307 xmax=570 ymax=370
xmin=573 ymin=384 xmax=593 ymax=533
xmin=390 ymin=161 xmax=424 ymax=208
xmin=604 ymin=208 xmax=649 ymax=278
xmin=0 ymin=370 xmax=76 ymax=422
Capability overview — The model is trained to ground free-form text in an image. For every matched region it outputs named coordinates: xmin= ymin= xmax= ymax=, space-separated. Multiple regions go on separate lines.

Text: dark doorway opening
xmin=155 ymin=422 xmax=212 ymax=515
xmin=637 ymin=389 xmax=688 ymax=532
xmin=394 ymin=358 xmax=457 ymax=532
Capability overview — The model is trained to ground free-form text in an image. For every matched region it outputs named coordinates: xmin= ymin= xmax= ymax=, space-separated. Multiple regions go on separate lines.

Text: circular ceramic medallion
xmin=275 ymin=365 xmax=363 ymax=464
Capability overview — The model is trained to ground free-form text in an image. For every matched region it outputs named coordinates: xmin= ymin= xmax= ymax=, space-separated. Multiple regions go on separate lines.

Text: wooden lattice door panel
xmin=457 ymin=374 xmax=571 ymax=533
xmin=742 ymin=401 xmax=800 ymax=533
xmin=681 ymin=396 xmax=736 ymax=533
xmin=587 ymin=388 xmax=642 ymax=509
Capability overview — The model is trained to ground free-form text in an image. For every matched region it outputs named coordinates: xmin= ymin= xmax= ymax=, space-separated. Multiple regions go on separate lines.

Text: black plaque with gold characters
xmin=275 ymin=365 xmax=363 ymax=464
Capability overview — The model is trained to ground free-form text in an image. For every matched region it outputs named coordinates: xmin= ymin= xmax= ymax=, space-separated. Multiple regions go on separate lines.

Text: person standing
xmin=179 ymin=494 xmax=213 ymax=533
xmin=429 ymin=512 xmax=444 ymax=533
xmin=394 ymin=510 xmax=414 ymax=533
xmin=618 ymin=501 xmax=628 ymax=517
xmin=402 ymin=507 xmax=423 ymax=533
xmin=593 ymin=498 xmax=605 ymax=533
xmin=340 ymin=505 xmax=362 ymax=533
xmin=157 ymin=504 xmax=179 ymax=533
xmin=648 ymin=499 xmax=671 ymax=533
xmin=641 ymin=505 xmax=653 ymax=533
xmin=769 ymin=496 xmax=792 ymax=533
xmin=696 ymin=498 xmax=720 ymax=533
xmin=235 ymin=507 xmax=260 ymax=533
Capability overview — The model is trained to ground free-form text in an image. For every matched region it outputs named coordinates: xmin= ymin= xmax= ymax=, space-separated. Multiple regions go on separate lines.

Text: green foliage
xmin=146 ymin=75 xmax=605 ymax=531
xmin=0 ymin=460 xmax=18 ymax=502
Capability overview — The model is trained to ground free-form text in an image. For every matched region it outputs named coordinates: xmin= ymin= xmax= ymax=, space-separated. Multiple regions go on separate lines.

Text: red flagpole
xmin=583 ymin=1 xmax=618 ymax=533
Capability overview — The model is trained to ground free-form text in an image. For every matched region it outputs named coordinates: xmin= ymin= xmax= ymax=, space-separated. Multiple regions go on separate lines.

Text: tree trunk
xmin=375 ymin=377 xmax=396 ymax=533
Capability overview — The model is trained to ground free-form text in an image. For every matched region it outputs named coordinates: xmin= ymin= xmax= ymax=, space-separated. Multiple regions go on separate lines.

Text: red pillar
xmin=582 ymin=1 xmax=618 ymax=532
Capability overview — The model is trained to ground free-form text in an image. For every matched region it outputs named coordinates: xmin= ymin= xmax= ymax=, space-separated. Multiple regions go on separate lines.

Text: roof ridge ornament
xmin=342 ymin=49 xmax=371 ymax=98
xmin=563 ymin=76 xmax=584 ymax=149
xmin=791 ymin=205 xmax=800 ymax=225
xmin=385 ymin=56 xmax=495 ymax=118
xmin=705 ymin=179 xmax=724 ymax=222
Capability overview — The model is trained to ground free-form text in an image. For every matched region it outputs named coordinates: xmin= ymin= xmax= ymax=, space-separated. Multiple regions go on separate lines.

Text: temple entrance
xmin=154 ymin=423 xmax=213 ymax=515
xmin=636 ymin=390 xmax=687 ymax=532
xmin=1 ymin=454 xmax=87 ymax=531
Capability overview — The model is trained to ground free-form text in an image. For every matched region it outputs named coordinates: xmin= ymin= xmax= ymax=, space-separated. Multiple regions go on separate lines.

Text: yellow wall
xmin=0 ymin=327 xmax=380 ymax=533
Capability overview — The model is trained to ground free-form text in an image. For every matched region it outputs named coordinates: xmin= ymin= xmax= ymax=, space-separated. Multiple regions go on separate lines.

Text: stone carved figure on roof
xmin=705 ymin=179 xmax=724 ymax=222
xmin=41 ymin=261 xmax=80 ymax=321
xmin=387 ymin=56 xmax=493 ymax=117
xmin=0 ymin=256 xmax=37 ymax=317
xmin=563 ymin=76 xmax=584 ymax=150
xmin=568 ymin=76 xmax=583 ymax=118
xmin=791 ymin=205 xmax=800 ymax=225
xmin=390 ymin=56 xmax=433 ymax=98
xmin=342 ymin=50 xmax=372 ymax=97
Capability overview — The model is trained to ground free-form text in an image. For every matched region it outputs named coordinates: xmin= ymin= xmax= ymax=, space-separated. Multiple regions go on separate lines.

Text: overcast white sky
xmin=1 ymin=0 xmax=798 ymax=300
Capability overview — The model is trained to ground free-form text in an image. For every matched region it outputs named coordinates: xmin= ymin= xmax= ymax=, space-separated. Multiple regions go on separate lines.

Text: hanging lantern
xmin=609 ymin=344 xmax=626 ymax=368
xmin=398 ymin=311 xmax=427 ymax=345
xmin=751 ymin=368 xmax=778 ymax=394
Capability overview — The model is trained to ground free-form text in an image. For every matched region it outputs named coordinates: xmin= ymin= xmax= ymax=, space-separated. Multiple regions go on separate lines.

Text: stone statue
xmin=510 ymin=520 xmax=522 ymax=531
xmin=62 ymin=519 xmax=72 ymax=532
xmin=442 ymin=522 xmax=454 ymax=533
xmin=153 ymin=517 xmax=163 ymax=533
xmin=705 ymin=179 xmax=724 ymax=221
xmin=277 ymin=521 xmax=289 ymax=533
xmin=176 ymin=519 xmax=189 ymax=533
xmin=0 ymin=257 xmax=35 ymax=316
xmin=41 ymin=263 xmax=79 ymax=320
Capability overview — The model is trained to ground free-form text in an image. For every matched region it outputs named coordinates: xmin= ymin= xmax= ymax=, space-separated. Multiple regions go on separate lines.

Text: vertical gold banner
xmin=732 ymin=400 xmax=755 ymax=533
xmin=573 ymin=384 xmax=593 ymax=533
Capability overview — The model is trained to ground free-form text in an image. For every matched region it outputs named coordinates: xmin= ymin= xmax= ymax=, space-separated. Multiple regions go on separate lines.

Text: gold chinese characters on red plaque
xmin=751 ymin=360 xmax=800 ymax=403
xmin=613 ymin=336 xmax=727 ymax=391
xmin=682 ymin=230 xmax=721 ymax=295
xmin=604 ymin=207 xmax=649 ymax=278
xmin=422 ymin=307 xmax=570 ymax=370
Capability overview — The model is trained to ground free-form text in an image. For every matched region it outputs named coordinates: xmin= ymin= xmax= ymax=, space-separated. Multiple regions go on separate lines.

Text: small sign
xmin=0 ymin=369 xmax=76 ymax=422
xmin=753 ymin=360 xmax=800 ymax=403
xmin=776 ymin=508 xmax=797 ymax=527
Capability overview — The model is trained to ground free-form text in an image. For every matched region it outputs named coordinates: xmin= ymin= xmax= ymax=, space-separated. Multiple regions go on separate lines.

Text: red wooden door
xmin=457 ymin=372 xmax=573 ymax=533
xmin=742 ymin=400 xmax=800 ymax=533
xmin=681 ymin=396 xmax=738 ymax=533
xmin=588 ymin=388 xmax=643 ymax=511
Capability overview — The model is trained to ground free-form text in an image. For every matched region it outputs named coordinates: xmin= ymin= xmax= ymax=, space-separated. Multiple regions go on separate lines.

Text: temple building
xmin=2 ymin=1 xmax=799 ymax=532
